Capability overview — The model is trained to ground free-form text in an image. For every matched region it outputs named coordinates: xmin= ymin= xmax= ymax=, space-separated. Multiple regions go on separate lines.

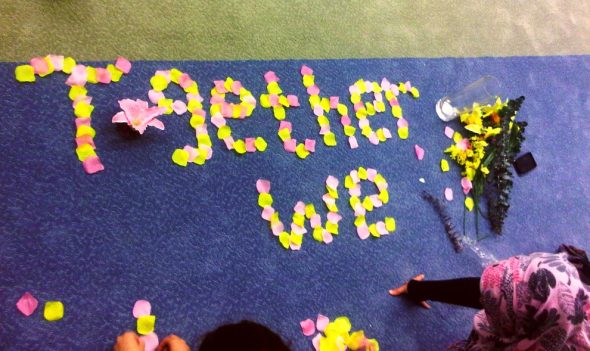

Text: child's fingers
xmin=388 ymin=285 xmax=407 ymax=296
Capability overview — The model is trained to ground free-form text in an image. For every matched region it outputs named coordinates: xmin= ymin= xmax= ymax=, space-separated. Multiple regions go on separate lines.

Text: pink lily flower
xmin=112 ymin=99 xmax=166 ymax=134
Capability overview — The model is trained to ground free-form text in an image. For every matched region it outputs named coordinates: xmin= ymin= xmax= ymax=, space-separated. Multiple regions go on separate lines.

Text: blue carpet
xmin=0 ymin=56 xmax=589 ymax=350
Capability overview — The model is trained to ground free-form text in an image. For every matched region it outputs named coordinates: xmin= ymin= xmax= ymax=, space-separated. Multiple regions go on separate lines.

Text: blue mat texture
xmin=0 ymin=56 xmax=589 ymax=350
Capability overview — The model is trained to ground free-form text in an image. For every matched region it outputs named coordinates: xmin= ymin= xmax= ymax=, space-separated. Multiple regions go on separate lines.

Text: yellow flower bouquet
xmin=444 ymin=96 xmax=527 ymax=238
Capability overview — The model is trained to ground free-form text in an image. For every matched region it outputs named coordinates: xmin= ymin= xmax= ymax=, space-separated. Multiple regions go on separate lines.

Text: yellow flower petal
xmin=137 ymin=315 xmax=156 ymax=335
xmin=440 ymin=159 xmax=450 ymax=172
xmin=44 ymin=301 xmax=64 ymax=321
xmin=15 ymin=65 xmax=36 ymax=82
xmin=171 ymin=149 xmax=189 ymax=167
xmin=465 ymin=197 xmax=474 ymax=211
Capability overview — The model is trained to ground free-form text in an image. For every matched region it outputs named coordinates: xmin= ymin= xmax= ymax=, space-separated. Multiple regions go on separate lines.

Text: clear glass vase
xmin=436 ymin=75 xmax=502 ymax=122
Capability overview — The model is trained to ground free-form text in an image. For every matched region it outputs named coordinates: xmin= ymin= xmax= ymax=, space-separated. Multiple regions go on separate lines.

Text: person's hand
xmin=114 ymin=331 xmax=145 ymax=351
xmin=157 ymin=334 xmax=190 ymax=351
xmin=389 ymin=273 xmax=431 ymax=309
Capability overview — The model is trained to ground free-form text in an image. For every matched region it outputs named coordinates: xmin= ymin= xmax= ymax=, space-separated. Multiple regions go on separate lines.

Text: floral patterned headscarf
xmin=452 ymin=246 xmax=590 ymax=351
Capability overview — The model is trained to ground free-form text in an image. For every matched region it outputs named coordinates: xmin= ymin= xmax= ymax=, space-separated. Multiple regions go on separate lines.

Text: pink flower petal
xmin=307 ymin=85 xmax=320 ymax=96
xmin=245 ymin=138 xmax=256 ymax=153
xmin=290 ymin=243 xmax=301 ymax=251
xmin=293 ymin=201 xmax=305 ymax=214
xmin=213 ymin=80 xmax=226 ymax=93
xmin=76 ymin=136 xmax=95 ymax=148
xmin=358 ymin=118 xmax=369 ymax=129
xmin=414 ymin=144 xmax=425 ymax=160
xmin=349 ymin=85 xmax=360 ymax=95
xmin=148 ymin=90 xmax=164 ymax=104
xmin=461 ymin=177 xmax=473 ymax=195
xmin=221 ymin=103 xmax=232 ymax=117
xmin=256 ymin=179 xmax=271 ymax=194
xmin=284 ymin=139 xmax=297 ymax=153
xmin=271 ymin=222 xmax=284 ymax=236
xmin=304 ymin=139 xmax=316 ymax=152
xmin=300 ymin=65 xmax=314 ymax=76
xmin=322 ymin=231 xmax=333 ymax=244
xmin=72 ymin=95 xmax=92 ymax=108
xmin=397 ymin=118 xmax=408 ymax=129
xmin=368 ymin=133 xmax=379 ymax=145
xmin=319 ymin=125 xmax=330 ymax=135
xmin=340 ymin=115 xmax=351 ymax=126
xmin=312 ymin=333 xmax=321 ymax=351
xmin=310 ymin=214 xmax=321 ymax=228
xmin=349 ymin=136 xmax=359 ymax=149
xmin=381 ymin=78 xmax=391 ymax=91
xmin=49 ymin=55 xmax=64 ymax=71
xmin=350 ymin=170 xmax=359 ymax=183
xmin=264 ymin=71 xmax=279 ymax=83
xmin=133 ymin=300 xmax=151 ymax=318
xmin=172 ymin=100 xmax=187 ymax=115
xmin=286 ymin=95 xmax=299 ymax=107
xmin=66 ymin=64 xmax=88 ymax=86
xmin=112 ymin=111 xmax=127 ymax=123
xmin=404 ymin=81 xmax=412 ymax=91
xmin=231 ymin=81 xmax=242 ymax=95
xmin=291 ymin=223 xmax=307 ymax=235
xmin=96 ymin=68 xmax=111 ymax=84
xmin=82 ymin=156 xmax=104 ymax=174
xmin=224 ymin=137 xmax=235 ymax=150
xmin=354 ymin=205 xmax=366 ymax=217
xmin=329 ymin=96 xmax=339 ymax=109
xmin=300 ymin=319 xmax=316 ymax=336
xmin=376 ymin=221 xmax=389 ymax=235
xmin=316 ymin=314 xmax=329 ymax=332
xmin=179 ymin=74 xmax=195 ymax=89
xmin=382 ymin=128 xmax=392 ymax=139
xmin=366 ymin=168 xmax=377 ymax=181
xmin=16 ymin=292 xmax=38 ymax=317
xmin=369 ymin=194 xmax=383 ymax=207
xmin=115 ymin=56 xmax=132 ymax=74
xmin=313 ymin=105 xmax=324 ymax=117
xmin=210 ymin=95 xmax=225 ymax=104
xmin=30 ymin=57 xmax=49 ymax=75
xmin=243 ymin=95 xmax=257 ymax=106
xmin=139 ymin=332 xmax=158 ymax=351
xmin=444 ymin=187 xmax=454 ymax=201
xmin=211 ymin=114 xmax=226 ymax=128
xmin=147 ymin=119 xmax=165 ymax=130
xmin=357 ymin=225 xmax=370 ymax=240
xmin=322 ymin=194 xmax=335 ymax=206
xmin=444 ymin=126 xmax=454 ymax=139
xmin=279 ymin=121 xmax=292 ymax=132
xmin=261 ymin=206 xmax=275 ymax=221
xmin=183 ymin=146 xmax=197 ymax=162
xmin=326 ymin=175 xmax=339 ymax=190
xmin=327 ymin=212 xmax=342 ymax=224
xmin=349 ymin=185 xmax=361 ymax=197
xmin=75 ymin=118 xmax=91 ymax=128
xmin=269 ymin=94 xmax=279 ymax=107
xmin=204 ymin=145 xmax=213 ymax=161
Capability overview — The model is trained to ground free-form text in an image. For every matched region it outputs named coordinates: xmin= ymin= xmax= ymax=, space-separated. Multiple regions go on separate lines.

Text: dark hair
xmin=198 ymin=320 xmax=291 ymax=351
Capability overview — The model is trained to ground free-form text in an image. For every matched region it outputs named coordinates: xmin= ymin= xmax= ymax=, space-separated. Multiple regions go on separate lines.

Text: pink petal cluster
xmin=112 ymin=99 xmax=166 ymax=134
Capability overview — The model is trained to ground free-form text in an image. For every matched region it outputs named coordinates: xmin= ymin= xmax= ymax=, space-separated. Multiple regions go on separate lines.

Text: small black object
xmin=513 ymin=152 xmax=536 ymax=176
